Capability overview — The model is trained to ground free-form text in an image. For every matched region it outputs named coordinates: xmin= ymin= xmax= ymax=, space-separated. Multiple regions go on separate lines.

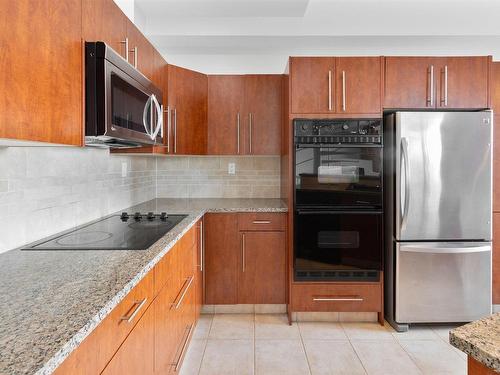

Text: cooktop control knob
xmin=342 ymin=124 xmax=349 ymax=130
xmin=147 ymin=212 xmax=155 ymax=221
xmin=134 ymin=212 xmax=142 ymax=221
xmin=120 ymin=212 xmax=129 ymax=221
xmin=160 ymin=212 xmax=168 ymax=221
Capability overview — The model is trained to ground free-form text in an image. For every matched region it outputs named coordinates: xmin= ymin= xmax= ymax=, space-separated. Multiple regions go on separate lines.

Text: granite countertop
xmin=450 ymin=313 xmax=500 ymax=372
xmin=0 ymin=198 xmax=287 ymax=375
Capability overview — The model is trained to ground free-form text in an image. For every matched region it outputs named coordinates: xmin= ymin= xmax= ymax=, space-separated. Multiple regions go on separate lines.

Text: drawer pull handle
xmin=172 ymin=276 xmax=194 ymax=310
xmin=120 ymin=298 xmax=147 ymax=323
xmin=171 ymin=324 xmax=193 ymax=371
xmin=252 ymin=220 xmax=271 ymax=224
xmin=313 ymin=297 xmax=364 ymax=302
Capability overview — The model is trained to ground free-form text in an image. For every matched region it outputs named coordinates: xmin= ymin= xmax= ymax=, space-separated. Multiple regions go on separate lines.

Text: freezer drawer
xmin=395 ymin=242 xmax=491 ymax=323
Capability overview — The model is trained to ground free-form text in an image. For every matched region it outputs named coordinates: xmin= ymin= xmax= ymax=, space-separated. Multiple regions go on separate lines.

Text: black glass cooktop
xmin=22 ymin=212 xmax=187 ymax=250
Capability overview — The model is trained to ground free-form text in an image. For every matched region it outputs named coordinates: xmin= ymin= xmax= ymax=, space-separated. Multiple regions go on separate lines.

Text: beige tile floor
xmin=179 ymin=314 xmax=466 ymax=375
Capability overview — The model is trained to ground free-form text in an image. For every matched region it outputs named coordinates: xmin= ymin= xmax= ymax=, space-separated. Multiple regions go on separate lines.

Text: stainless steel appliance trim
xmin=120 ymin=37 xmax=129 ymax=62
xmin=120 ymin=298 xmax=147 ymax=323
xmin=400 ymin=137 xmax=410 ymax=231
xmin=328 ymin=70 xmax=332 ymax=111
xmin=400 ymin=243 xmax=490 ymax=254
xmin=249 ymin=112 xmax=253 ymax=154
xmin=313 ymin=297 xmax=364 ymax=302
xmin=237 ymin=112 xmax=241 ymax=154
xmin=342 ymin=70 xmax=346 ymax=111
xmin=172 ymin=276 xmax=194 ymax=309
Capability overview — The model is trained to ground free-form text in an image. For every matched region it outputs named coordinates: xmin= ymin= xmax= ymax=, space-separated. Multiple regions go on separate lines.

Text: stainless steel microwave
xmin=85 ymin=42 xmax=163 ymax=148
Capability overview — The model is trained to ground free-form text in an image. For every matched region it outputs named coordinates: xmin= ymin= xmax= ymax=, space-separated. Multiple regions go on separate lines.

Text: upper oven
xmin=294 ymin=119 xmax=383 ymax=209
xmin=85 ymin=42 xmax=163 ymax=148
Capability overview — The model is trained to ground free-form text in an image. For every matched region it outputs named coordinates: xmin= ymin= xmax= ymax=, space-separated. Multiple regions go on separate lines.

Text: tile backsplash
xmin=0 ymin=150 xmax=280 ymax=253
xmin=156 ymin=156 xmax=280 ymax=199
xmin=0 ymin=147 xmax=156 ymax=253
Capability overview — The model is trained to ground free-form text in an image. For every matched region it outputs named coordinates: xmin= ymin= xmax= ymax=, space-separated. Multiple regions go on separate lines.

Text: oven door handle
xmin=296 ymin=209 xmax=382 ymax=215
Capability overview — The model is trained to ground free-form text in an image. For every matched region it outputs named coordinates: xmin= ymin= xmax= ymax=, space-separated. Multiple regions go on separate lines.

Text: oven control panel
xmin=294 ymin=119 xmax=382 ymax=144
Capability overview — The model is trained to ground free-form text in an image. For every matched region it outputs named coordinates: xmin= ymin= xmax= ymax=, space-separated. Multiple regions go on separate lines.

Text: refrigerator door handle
xmin=400 ymin=244 xmax=491 ymax=254
xmin=400 ymin=137 xmax=410 ymax=231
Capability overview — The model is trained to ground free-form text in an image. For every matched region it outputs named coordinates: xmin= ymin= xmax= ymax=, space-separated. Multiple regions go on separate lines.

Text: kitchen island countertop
xmin=0 ymin=198 xmax=287 ymax=375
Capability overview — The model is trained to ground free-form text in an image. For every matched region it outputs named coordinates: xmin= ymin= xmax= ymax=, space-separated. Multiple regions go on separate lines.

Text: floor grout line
xmin=297 ymin=319 xmax=314 ymax=375
xmin=341 ymin=321 xmax=369 ymax=375
xmin=194 ymin=315 xmax=213 ymax=375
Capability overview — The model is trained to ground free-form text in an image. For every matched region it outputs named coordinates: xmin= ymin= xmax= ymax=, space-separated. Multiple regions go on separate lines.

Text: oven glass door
xmin=295 ymin=146 xmax=382 ymax=208
xmin=294 ymin=210 xmax=382 ymax=281
xmin=105 ymin=60 xmax=162 ymax=144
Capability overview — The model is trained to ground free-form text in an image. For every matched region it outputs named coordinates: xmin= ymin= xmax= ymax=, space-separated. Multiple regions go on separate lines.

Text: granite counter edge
xmin=449 ymin=332 xmax=500 ymax=372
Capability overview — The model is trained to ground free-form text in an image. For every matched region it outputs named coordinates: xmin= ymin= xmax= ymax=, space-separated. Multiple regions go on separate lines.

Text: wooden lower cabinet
xmin=467 ymin=356 xmax=497 ymax=375
xmin=205 ymin=213 xmax=287 ymax=305
xmin=493 ymin=213 xmax=500 ymax=305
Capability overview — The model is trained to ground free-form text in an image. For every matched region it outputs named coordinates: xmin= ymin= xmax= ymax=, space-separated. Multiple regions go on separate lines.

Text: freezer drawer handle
xmin=400 ymin=245 xmax=490 ymax=254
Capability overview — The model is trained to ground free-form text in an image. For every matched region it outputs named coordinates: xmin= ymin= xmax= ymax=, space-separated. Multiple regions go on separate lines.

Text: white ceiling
xmin=130 ymin=0 xmax=500 ymax=73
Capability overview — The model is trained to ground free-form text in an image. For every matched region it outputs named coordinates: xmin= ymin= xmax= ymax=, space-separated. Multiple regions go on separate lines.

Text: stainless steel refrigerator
xmin=384 ymin=111 xmax=493 ymax=332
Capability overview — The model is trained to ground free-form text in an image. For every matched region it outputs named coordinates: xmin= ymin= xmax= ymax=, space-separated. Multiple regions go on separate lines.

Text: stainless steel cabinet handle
xmin=252 ymin=220 xmax=271 ymax=224
xmin=120 ymin=38 xmax=129 ymax=61
xmin=237 ymin=112 xmax=241 ymax=154
xmin=172 ymin=276 xmax=193 ymax=309
xmin=120 ymin=298 xmax=147 ymax=323
xmin=130 ymin=46 xmax=138 ymax=69
xmin=164 ymin=105 xmax=171 ymax=152
xmin=400 ymin=137 xmax=410 ymax=231
xmin=328 ymin=70 xmax=332 ymax=111
xmin=171 ymin=324 xmax=193 ymax=371
xmin=241 ymin=233 xmax=246 ymax=272
xmin=313 ymin=297 xmax=363 ymax=302
xmin=174 ymin=108 xmax=177 ymax=153
xmin=342 ymin=70 xmax=346 ymax=112
xmin=199 ymin=221 xmax=204 ymax=272
xmin=249 ymin=113 xmax=253 ymax=154
xmin=443 ymin=65 xmax=448 ymax=106
xmin=428 ymin=65 xmax=434 ymax=106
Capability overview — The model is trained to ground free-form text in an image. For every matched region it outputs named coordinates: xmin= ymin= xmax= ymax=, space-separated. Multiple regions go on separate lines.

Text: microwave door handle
xmin=150 ymin=94 xmax=162 ymax=141
xmin=400 ymin=137 xmax=410 ymax=231
xmin=142 ymin=96 xmax=153 ymax=138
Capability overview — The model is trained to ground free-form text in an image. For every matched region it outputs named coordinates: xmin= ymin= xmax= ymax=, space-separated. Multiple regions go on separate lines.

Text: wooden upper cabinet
xmin=82 ymin=0 xmax=128 ymax=59
xmin=492 ymin=62 xmax=500 ymax=114
xmin=168 ymin=65 xmax=208 ymax=155
xmin=437 ymin=57 xmax=489 ymax=109
xmin=243 ymin=75 xmax=282 ymax=155
xmin=336 ymin=57 xmax=382 ymax=114
xmin=101 ymin=304 xmax=154 ymax=375
xmin=290 ymin=57 xmax=335 ymax=114
xmin=384 ymin=57 xmax=437 ymax=109
xmin=238 ymin=231 xmax=286 ymax=304
xmin=384 ymin=56 xmax=490 ymax=109
xmin=204 ymin=213 xmax=239 ymax=304
xmin=126 ymin=20 xmax=154 ymax=80
xmin=0 ymin=0 xmax=83 ymax=146
xmin=208 ymin=76 xmax=245 ymax=155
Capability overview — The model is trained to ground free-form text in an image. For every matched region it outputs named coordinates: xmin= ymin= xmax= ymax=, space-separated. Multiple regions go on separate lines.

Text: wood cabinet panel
xmin=244 ymin=75 xmax=282 ymax=155
xmin=238 ymin=231 xmax=286 ymax=304
xmin=291 ymin=283 xmax=382 ymax=312
xmin=467 ymin=356 xmax=498 ymax=375
xmin=290 ymin=57 xmax=335 ymax=114
xmin=336 ymin=57 xmax=382 ymax=114
xmin=492 ymin=62 xmax=500 ymax=114
xmin=82 ymin=0 xmax=128 ymax=60
xmin=208 ymin=75 xmax=245 ymax=155
xmin=438 ymin=57 xmax=489 ymax=109
xmin=195 ymin=219 xmax=204 ymax=318
xmin=493 ymin=213 xmax=500 ymax=304
xmin=384 ymin=57 xmax=437 ymax=109
xmin=126 ymin=19 xmax=154 ymax=80
xmin=102 ymin=303 xmax=154 ymax=375
xmin=493 ymin=115 xmax=500 ymax=212
xmin=238 ymin=212 xmax=286 ymax=232
xmin=204 ymin=213 xmax=239 ymax=304
xmin=0 ymin=0 xmax=83 ymax=146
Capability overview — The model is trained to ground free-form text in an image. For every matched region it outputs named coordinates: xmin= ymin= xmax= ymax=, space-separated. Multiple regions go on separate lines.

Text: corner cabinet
xmin=204 ymin=212 xmax=287 ymax=305
xmin=290 ymin=57 xmax=383 ymax=116
xmin=384 ymin=56 xmax=491 ymax=109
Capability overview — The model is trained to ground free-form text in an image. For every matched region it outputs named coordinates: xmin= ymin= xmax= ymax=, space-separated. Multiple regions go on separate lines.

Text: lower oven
xmin=294 ymin=209 xmax=382 ymax=282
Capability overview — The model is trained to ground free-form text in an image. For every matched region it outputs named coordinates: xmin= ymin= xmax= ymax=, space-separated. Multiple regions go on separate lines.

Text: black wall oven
xmin=294 ymin=119 xmax=383 ymax=282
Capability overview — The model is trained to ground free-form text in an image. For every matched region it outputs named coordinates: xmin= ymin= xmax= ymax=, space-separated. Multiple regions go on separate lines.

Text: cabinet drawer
xmin=238 ymin=213 xmax=286 ymax=231
xmin=55 ymin=270 xmax=154 ymax=374
xmin=291 ymin=283 xmax=382 ymax=312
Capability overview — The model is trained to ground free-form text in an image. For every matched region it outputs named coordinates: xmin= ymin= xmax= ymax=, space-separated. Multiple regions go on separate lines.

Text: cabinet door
xmin=0 ymin=0 xmax=82 ymax=146
xmin=290 ymin=57 xmax=335 ymax=114
xmin=195 ymin=219 xmax=204 ymax=318
xmin=82 ymin=0 xmax=128 ymax=60
xmin=126 ymin=20 xmax=154 ymax=80
xmin=492 ymin=62 xmax=500 ymax=115
xmin=493 ymin=213 xmax=500 ymax=305
xmin=238 ymin=231 xmax=286 ymax=304
xmin=102 ymin=304 xmax=154 ymax=375
xmin=204 ymin=213 xmax=239 ymax=304
xmin=208 ymin=76 xmax=245 ymax=155
xmin=494 ymin=115 xmax=500 ymax=212
xmin=172 ymin=66 xmax=208 ymax=155
xmin=384 ymin=57 xmax=437 ymax=109
xmin=336 ymin=57 xmax=382 ymax=114
xmin=244 ymin=75 xmax=282 ymax=155
xmin=437 ymin=57 xmax=489 ymax=109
